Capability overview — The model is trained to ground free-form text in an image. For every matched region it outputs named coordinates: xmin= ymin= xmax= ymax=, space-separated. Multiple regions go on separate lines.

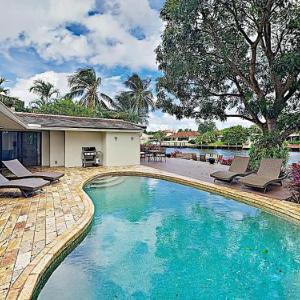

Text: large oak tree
xmin=156 ymin=0 xmax=300 ymax=142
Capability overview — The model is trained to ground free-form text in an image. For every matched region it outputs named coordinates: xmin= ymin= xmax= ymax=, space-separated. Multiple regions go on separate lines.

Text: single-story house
xmin=0 ymin=102 xmax=144 ymax=167
xmin=168 ymin=131 xmax=200 ymax=142
xmin=140 ymin=132 xmax=155 ymax=144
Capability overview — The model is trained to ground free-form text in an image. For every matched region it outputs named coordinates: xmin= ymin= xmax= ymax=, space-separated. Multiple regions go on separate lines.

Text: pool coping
xmin=7 ymin=167 xmax=300 ymax=299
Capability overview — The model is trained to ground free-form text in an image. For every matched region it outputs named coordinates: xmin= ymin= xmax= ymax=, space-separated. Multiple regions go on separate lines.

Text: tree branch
xmin=208 ymin=92 xmax=242 ymax=97
xmin=225 ymin=114 xmax=254 ymax=122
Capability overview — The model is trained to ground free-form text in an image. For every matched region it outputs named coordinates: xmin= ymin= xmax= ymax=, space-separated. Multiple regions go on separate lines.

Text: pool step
xmin=87 ymin=176 xmax=124 ymax=188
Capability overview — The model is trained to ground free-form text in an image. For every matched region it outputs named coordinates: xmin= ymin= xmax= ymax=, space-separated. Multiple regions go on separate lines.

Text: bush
xmin=222 ymin=125 xmax=249 ymax=145
xmin=196 ymin=131 xmax=217 ymax=144
xmin=288 ymin=162 xmax=300 ymax=203
xmin=289 ymin=141 xmax=300 ymax=145
xmin=249 ymin=133 xmax=289 ymax=170
xmin=189 ymin=139 xmax=196 ymax=144
xmin=220 ymin=157 xmax=234 ymax=165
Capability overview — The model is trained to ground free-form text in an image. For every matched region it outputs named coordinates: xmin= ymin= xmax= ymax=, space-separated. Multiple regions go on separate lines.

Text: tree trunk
xmin=266 ymin=118 xmax=278 ymax=132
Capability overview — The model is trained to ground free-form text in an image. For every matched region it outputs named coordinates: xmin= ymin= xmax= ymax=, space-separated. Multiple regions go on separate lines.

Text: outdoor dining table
xmin=147 ymin=149 xmax=166 ymax=162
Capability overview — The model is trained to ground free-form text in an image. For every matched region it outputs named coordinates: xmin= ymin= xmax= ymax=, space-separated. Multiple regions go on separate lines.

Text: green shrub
xmin=222 ymin=125 xmax=248 ymax=145
xmin=249 ymin=133 xmax=289 ymax=170
xmin=289 ymin=141 xmax=300 ymax=145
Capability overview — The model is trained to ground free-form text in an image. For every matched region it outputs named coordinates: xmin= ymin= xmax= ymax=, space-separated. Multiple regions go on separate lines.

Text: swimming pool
xmin=38 ymin=176 xmax=300 ymax=299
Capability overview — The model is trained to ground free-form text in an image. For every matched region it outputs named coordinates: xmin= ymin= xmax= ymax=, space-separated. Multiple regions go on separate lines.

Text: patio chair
xmin=0 ymin=173 xmax=50 ymax=197
xmin=217 ymin=155 xmax=223 ymax=164
xmin=156 ymin=148 xmax=167 ymax=163
xmin=210 ymin=156 xmax=251 ymax=183
xmin=140 ymin=151 xmax=146 ymax=161
xmin=199 ymin=154 xmax=206 ymax=162
xmin=239 ymin=158 xmax=285 ymax=193
xmin=2 ymin=159 xmax=64 ymax=182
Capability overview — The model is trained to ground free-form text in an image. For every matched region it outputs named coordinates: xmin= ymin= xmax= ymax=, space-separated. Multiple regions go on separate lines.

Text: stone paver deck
xmin=143 ymin=158 xmax=291 ymax=200
xmin=0 ymin=164 xmax=299 ymax=299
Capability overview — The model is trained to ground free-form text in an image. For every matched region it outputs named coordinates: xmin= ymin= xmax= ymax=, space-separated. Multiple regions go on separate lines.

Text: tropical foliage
xmin=249 ymin=133 xmax=289 ymax=170
xmin=35 ymin=98 xmax=143 ymax=122
xmin=0 ymin=77 xmax=26 ymax=111
xmin=123 ymin=74 xmax=155 ymax=115
xmin=288 ymin=162 xmax=300 ymax=203
xmin=29 ymin=80 xmax=59 ymax=108
xmin=0 ymin=77 xmax=9 ymax=100
xmin=36 ymin=98 xmax=97 ymax=117
xmin=196 ymin=131 xmax=217 ymax=144
xmin=111 ymin=74 xmax=155 ymax=124
xmin=197 ymin=120 xmax=217 ymax=134
xmin=4 ymin=68 xmax=154 ymax=124
xmin=222 ymin=126 xmax=249 ymax=145
xmin=156 ymin=0 xmax=300 ymax=150
xmin=153 ymin=130 xmax=167 ymax=145
xmin=67 ymin=68 xmax=113 ymax=109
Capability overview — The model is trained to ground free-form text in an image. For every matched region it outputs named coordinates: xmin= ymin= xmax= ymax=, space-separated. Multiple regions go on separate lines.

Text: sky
xmin=0 ymin=0 xmax=251 ymax=131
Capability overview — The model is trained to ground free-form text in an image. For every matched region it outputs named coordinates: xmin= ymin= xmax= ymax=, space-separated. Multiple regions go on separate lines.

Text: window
xmin=0 ymin=131 xmax=41 ymax=166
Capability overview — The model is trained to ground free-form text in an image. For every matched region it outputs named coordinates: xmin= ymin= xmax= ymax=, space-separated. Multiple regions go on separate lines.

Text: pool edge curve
xmin=7 ymin=167 xmax=300 ymax=299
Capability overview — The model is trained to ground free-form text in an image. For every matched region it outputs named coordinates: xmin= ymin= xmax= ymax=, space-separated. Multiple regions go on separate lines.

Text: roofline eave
xmin=35 ymin=126 xmax=143 ymax=133
xmin=0 ymin=102 xmax=28 ymax=129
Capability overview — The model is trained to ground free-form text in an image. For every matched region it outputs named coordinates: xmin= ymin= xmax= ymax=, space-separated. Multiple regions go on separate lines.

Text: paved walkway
xmin=143 ymin=158 xmax=291 ymax=200
xmin=0 ymin=167 xmax=91 ymax=299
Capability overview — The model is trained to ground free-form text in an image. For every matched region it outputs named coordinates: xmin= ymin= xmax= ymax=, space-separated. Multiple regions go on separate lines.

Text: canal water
xmin=165 ymin=148 xmax=300 ymax=165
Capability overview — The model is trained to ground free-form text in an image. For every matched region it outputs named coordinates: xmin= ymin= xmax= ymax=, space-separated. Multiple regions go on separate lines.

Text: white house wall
xmin=103 ymin=132 xmax=140 ymax=167
xmin=49 ymin=131 xmax=65 ymax=167
xmin=64 ymin=131 xmax=104 ymax=167
xmin=41 ymin=131 xmax=50 ymax=166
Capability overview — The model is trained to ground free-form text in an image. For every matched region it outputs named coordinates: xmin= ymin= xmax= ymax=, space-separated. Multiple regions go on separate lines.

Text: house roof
xmin=14 ymin=112 xmax=144 ymax=131
xmin=169 ymin=131 xmax=200 ymax=138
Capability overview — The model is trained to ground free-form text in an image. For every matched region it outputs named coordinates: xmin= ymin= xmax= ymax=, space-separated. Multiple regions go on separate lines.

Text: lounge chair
xmin=210 ymin=156 xmax=250 ymax=183
xmin=239 ymin=158 xmax=284 ymax=193
xmin=0 ymin=173 xmax=50 ymax=197
xmin=2 ymin=159 xmax=64 ymax=182
xmin=199 ymin=154 xmax=206 ymax=162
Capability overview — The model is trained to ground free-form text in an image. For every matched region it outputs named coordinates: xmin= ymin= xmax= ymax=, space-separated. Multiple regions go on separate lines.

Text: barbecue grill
xmin=81 ymin=147 xmax=103 ymax=167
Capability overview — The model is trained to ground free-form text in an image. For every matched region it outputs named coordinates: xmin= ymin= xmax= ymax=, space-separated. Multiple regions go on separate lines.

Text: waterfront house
xmin=0 ymin=102 xmax=143 ymax=167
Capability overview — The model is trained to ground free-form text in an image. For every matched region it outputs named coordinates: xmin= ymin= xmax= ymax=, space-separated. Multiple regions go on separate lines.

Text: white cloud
xmin=101 ymin=75 xmax=125 ymax=98
xmin=147 ymin=112 xmax=198 ymax=131
xmin=216 ymin=118 xmax=252 ymax=129
xmin=147 ymin=111 xmax=253 ymax=131
xmin=11 ymin=71 xmax=70 ymax=104
xmin=0 ymin=0 xmax=163 ymax=70
xmin=10 ymin=71 xmax=125 ymax=105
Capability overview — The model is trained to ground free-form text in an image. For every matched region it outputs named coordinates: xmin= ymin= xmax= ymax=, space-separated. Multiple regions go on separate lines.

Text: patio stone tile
xmin=14 ymin=252 xmax=31 ymax=271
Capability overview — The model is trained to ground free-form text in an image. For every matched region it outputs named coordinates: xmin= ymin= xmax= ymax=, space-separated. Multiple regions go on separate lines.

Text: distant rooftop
xmin=15 ymin=112 xmax=144 ymax=131
xmin=169 ymin=131 xmax=200 ymax=138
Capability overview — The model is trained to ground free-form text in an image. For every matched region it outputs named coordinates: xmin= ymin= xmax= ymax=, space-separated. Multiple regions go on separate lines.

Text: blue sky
xmin=0 ymin=0 xmax=250 ymax=131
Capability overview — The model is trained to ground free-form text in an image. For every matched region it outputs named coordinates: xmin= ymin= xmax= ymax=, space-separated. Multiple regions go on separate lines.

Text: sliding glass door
xmin=0 ymin=131 xmax=41 ymax=166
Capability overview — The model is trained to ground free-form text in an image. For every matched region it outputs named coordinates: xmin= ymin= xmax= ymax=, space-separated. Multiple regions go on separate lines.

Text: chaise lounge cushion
xmin=0 ymin=173 xmax=50 ymax=194
xmin=210 ymin=171 xmax=240 ymax=181
xmin=239 ymin=174 xmax=276 ymax=188
xmin=239 ymin=159 xmax=284 ymax=191
xmin=2 ymin=159 xmax=64 ymax=182
xmin=210 ymin=156 xmax=250 ymax=182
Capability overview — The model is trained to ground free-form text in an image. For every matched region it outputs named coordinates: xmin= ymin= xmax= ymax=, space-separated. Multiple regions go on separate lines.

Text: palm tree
xmin=67 ymin=67 xmax=113 ymax=109
xmin=123 ymin=73 xmax=155 ymax=115
xmin=29 ymin=80 xmax=59 ymax=107
xmin=111 ymin=92 xmax=147 ymax=124
xmin=111 ymin=92 xmax=136 ymax=112
xmin=0 ymin=77 xmax=10 ymax=101
xmin=0 ymin=77 xmax=25 ymax=110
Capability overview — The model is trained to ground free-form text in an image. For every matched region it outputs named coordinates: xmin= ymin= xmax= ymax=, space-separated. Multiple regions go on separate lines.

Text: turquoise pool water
xmin=39 ymin=176 xmax=300 ymax=299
